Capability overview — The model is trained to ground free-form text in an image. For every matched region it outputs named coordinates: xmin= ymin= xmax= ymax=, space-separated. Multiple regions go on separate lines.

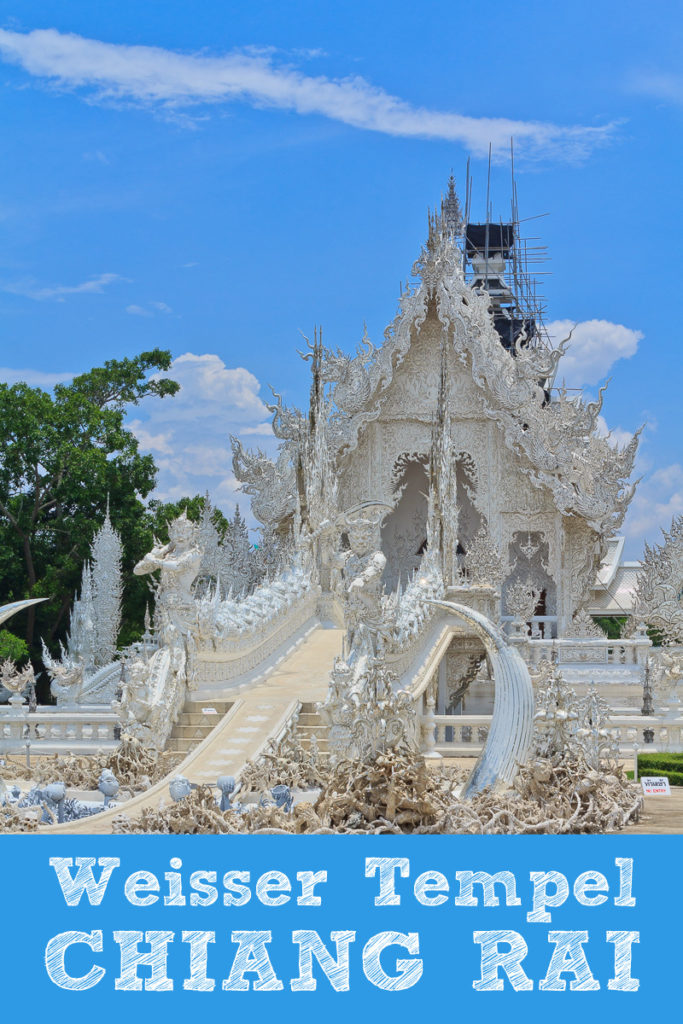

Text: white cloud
xmin=0 ymin=366 xmax=74 ymax=387
xmin=548 ymin=318 xmax=643 ymax=388
xmin=622 ymin=463 xmax=683 ymax=558
xmin=242 ymin=421 xmax=278 ymax=436
xmin=129 ymin=352 xmax=276 ymax=517
xmin=126 ymin=300 xmax=174 ymax=316
xmin=628 ymin=70 xmax=683 ymax=107
xmin=127 ymin=424 xmax=174 ymax=455
xmin=2 ymin=271 xmax=125 ymax=302
xmin=83 ymin=148 xmax=109 ymax=163
xmin=0 ymin=27 xmax=616 ymax=161
xmin=595 ymin=415 xmax=634 ymax=449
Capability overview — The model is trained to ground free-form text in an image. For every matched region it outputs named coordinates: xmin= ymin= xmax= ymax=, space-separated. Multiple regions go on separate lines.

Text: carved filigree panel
xmin=563 ymin=518 xmax=603 ymax=623
xmin=379 ymin=316 xmax=443 ymax=418
xmin=501 ymin=522 xmax=560 ymax=620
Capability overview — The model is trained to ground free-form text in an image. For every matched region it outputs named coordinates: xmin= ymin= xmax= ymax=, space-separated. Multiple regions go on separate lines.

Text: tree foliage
xmin=0 ymin=350 xmax=179 ymax=670
xmin=146 ymin=495 xmax=230 ymax=541
xmin=0 ymin=629 xmax=28 ymax=664
xmin=592 ymin=615 xmax=627 ymax=640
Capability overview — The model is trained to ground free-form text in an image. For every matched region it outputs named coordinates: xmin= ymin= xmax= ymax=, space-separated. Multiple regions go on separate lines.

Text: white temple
xmin=236 ymin=179 xmax=638 ymax=616
xmin=229 ymin=176 xmax=648 ymax=719
xmin=2 ymin=177 xmax=682 ymax=792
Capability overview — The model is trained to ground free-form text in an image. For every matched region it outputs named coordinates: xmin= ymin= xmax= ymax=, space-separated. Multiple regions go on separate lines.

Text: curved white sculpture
xmin=0 ymin=598 xmax=46 ymax=629
xmin=0 ymin=600 xmax=44 ymax=705
xmin=428 ymin=600 xmax=534 ymax=797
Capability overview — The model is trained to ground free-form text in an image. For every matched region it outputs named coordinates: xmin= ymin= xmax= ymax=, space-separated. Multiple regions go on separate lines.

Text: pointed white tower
xmin=90 ymin=500 xmax=123 ymax=666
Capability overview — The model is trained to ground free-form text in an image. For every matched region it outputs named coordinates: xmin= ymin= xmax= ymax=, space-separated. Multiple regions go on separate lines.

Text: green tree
xmin=0 ymin=350 xmax=179 ymax=668
xmin=146 ymin=495 xmax=230 ymax=541
xmin=0 ymin=629 xmax=28 ymax=663
xmin=592 ymin=615 xmax=627 ymax=640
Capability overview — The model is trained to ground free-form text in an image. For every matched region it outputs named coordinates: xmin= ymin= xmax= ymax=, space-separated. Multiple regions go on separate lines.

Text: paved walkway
xmin=48 ymin=623 xmax=343 ymax=835
xmin=187 ymin=623 xmax=343 ymax=786
xmin=621 ymin=787 xmax=683 ymax=834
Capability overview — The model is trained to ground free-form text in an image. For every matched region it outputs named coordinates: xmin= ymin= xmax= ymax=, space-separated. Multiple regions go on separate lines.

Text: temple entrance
xmin=381 ymin=454 xmax=429 ymax=591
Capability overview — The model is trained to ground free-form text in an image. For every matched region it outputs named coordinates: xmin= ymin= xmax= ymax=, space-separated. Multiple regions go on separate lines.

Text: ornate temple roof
xmin=234 ymin=180 xmax=639 ymax=538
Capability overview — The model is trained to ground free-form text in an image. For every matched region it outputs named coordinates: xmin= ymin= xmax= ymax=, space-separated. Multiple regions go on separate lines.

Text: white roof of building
xmin=588 ymin=540 xmax=641 ymax=614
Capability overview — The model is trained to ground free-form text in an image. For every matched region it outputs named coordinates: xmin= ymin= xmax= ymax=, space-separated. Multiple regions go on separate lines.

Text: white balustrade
xmin=0 ymin=706 xmax=119 ymax=755
xmin=429 ymin=714 xmax=492 ymax=754
xmin=501 ymin=615 xmax=558 ymax=639
xmin=525 ymin=637 xmax=650 ymax=670
xmin=193 ymin=588 xmax=321 ymax=686
xmin=608 ymin=715 xmax=683 ymax=754
xmin=427 ymin=711 xmax=683 ymax=757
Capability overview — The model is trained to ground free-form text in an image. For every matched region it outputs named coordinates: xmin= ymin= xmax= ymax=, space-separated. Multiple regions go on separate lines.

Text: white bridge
xmin=16 ymin=586 xmax=676 ymax=835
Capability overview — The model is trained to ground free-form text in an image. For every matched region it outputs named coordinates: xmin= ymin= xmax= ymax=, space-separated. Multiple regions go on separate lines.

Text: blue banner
xmin=1 ymin=834 xmax=680 ymax=1020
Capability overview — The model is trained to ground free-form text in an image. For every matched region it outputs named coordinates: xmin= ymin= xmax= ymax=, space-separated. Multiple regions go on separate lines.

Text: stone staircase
xmin=166 ymin=699 xmax=233 ymax=754
xmin=295 ymin=702 xmax=331 ymax=761
xmin=53 ymin=624 xmax=344 ymax=833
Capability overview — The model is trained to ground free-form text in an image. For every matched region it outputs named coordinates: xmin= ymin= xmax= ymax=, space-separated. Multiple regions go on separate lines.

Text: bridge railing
xmin=431 ymin=714 xmax=491 ymax=754
xmin=192 ymin=586 xmax=322 ymax=687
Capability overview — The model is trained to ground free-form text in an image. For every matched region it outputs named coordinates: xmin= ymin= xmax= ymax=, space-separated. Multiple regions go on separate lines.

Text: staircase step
xmin=184 ymin=700 xmax=232 ymax=715
xmin=294 ymin=703 xmax=330 ymax=756
xmin=297 ymin=738 xmax=329 ymax=751
xmin=166 ymin=737 xmax=199 ymax=753
xmin=172 ymin=725 xmax=215 ymax=740
xmin=164 ymin=701 xmax=233 ymax=754
xmin=297 ymin=712 xmax=322 ymax=726
xmin=179 ymin=713 xmax=224 ymax=727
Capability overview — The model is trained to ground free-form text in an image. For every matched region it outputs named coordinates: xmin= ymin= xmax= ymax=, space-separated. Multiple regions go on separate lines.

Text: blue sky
xmin=0 ymin=1 xmax=681 ymax=556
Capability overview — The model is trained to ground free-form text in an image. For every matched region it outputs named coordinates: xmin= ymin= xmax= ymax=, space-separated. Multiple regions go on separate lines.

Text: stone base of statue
xmin=7 ymin=694 xmax=26 ymax=717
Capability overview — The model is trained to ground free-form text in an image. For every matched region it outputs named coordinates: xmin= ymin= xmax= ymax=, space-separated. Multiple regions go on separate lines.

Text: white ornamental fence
xmin=0 ymin=706 xmax=119 ymax=756
xmin=428 ymin=712 xmax=683 ymax=757
xmin=525 ymin=637 xmax=651 ymax=669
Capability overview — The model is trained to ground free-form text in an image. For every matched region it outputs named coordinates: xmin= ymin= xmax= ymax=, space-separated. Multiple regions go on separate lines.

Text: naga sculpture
xmin=41 ymin=643 xmax=84 ymax=706
xmin=115 ymin=645 xmax=186 ymax=750
xmin=319 ymin=332 xmax=378 ymax=420
xmin=230 ymin=439 xmax=298 ymax=534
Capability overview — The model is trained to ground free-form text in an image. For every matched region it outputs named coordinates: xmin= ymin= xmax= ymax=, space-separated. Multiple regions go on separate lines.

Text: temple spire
xmin=425 ymin=173 xmax=463 ymax=251
xmin=442 ymin=173 xmax=463 ymax=237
